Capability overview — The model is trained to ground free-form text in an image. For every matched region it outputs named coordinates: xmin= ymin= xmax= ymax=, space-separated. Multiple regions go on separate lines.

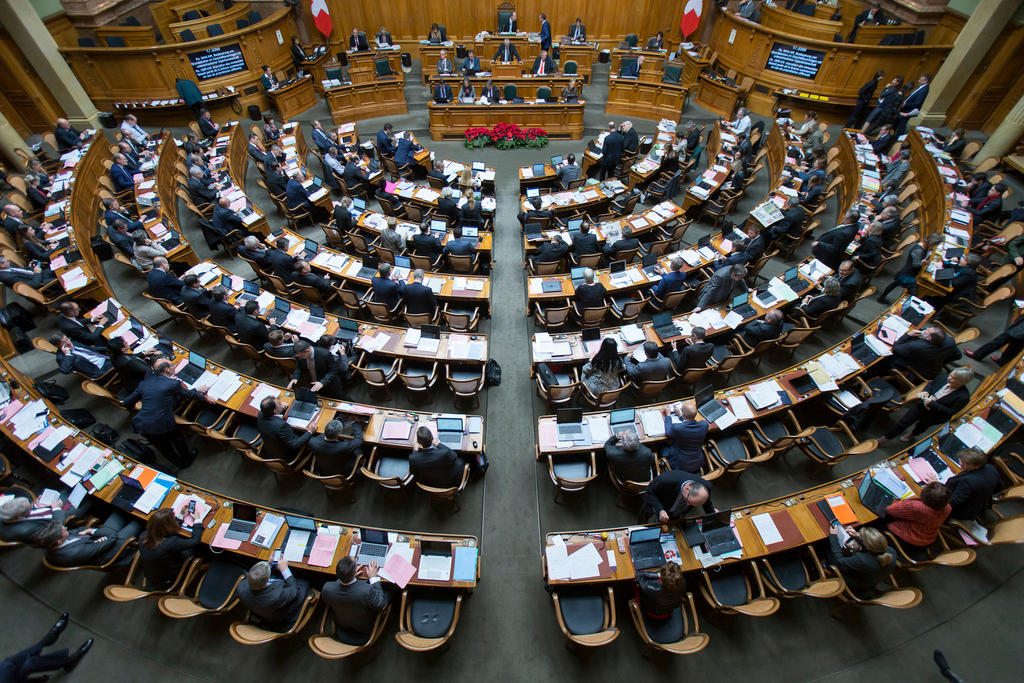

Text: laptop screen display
xmin=188 ymin=350 xmax=205 ymax=367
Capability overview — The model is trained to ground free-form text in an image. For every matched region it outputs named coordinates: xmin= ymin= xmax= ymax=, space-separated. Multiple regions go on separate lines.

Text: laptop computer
xmin=652 ymin=311 xmax=679 ymax=341
xmin=609 ymin=408 xmax=638 ymax=441
xmin=532 ymin=163 xmax=546 ymax=176
xmin=237 ymin=279 xmax=260 ymax=303
xmin=472 ymin=161 xmax=485 ymax=172
xmin=356 ymin=254 xmax=379 ymax=279
xmin=566 ymin=218 xmax=583 ymax=234
xmin=550 ymin=155 xmax=562 ymax=166
xmin=541 ymin=280 xmax=562 ymax=293
xmin=461 ymin=226 xmax=478 ymax=238
xmin=933 ymin=267 xmax=955 ymax=283
xmin=849 ymin=332 xmax=879 ymax=364
xmin=701 ymin=511 xmax=741 ymax=555
xmin=288 ymin=386 xmax=320 ymax=423
xmin=351 ymin=197 xmax=367 ymax=213
xmin=525 ymin=187 xmax=540 ymax=199
xmin=436 ymin=417 xmax=465 ymax=449
xmin=111 ymin=474 xmax=145 ymax=511
xmin=783 ymin=266 xmax=804 ymax=290
xmin=570 ymin=267 xmax=587 ymax=288
xmin=302 ymin=239 xmax=319 ymax=260
xmin=789 ymin=372 xmax=817 ymax=396
xmin=609 ymin=259 xmax=628 ymax=283
xmin=267 ymin=297 xmax=290 ymax=325
xmin=429 ymin=219 xmax=448 ymax=235
xmin=356 ymin=528 xmax=389 ymax=565
xmin=555 ymin=407 xmax=585 ymax=441
xmin=525 ymin=223 xmax=546 ymax=242
xmin=394 ymin=255 xmax=412 ymax=268
xmin=223 ymin=503 xmax=259 ymax=541
xmin=641 ymin=253 xmax=663 ymax=279
xmin=176 ymin=350 xmax=206 ymax=385
xmin=418 ymin=541 xmax=453 ymax=581
xmin=730 ymin=292 xmax=757 ymax=319
xmin=629 ymin=526 xmax=665 ymax=570
xmin=695 ymin=383 xmax=728 ymax=422
xmin=307 ymin=305 xmax=326 ymax=326
xmin=336 ymin=317 xmax=359 ymax=341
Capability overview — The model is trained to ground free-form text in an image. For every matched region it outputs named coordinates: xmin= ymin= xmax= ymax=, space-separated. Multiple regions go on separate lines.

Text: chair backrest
xmin=503 ymin=84 xmax=517 ymax=100
xmin=537 ymin=86 xmax=551 ymax=100
xmin=180 ymin=29 xmax=196 ymax=41
xmin=447 ymin=253 xmax=476 ymax=273
xmin=106 ymin=36 xmax=127 ymax=47
xmin=207 ymin=23 xmax=224 ymax=36
xmin=564 ymin=60 xmax=577 ymax=74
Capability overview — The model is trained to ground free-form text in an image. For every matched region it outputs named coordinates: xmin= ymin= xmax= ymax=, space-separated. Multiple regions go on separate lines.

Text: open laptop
xmin=237 ymin=279 xmax=261 ymax=303
xmin=730 ymin=292 xmax=757 ymax=319
xmin=695 ymin=384 xmax=728 ymax=422
xmin=608 ymin=259 xmax=629 ymax=285
xmin=356 ymin=254 xmax=379 ymax=279
xmin=461 ymin=226 xmax=479 ymax=238
xmin=629 ymin=527 xmax=665 ymax=570
xmin=356 ymin=528 xmax=389 ymax=565
xmin=176 ymin=350 xmax=206 ymax=385
xmin=418 ymin=541 xmax=453 ymax=581
xmin=783 ymin=266 xmax=804 ymax=290
xmin=652 ymin=311 xmax=679 ymax=341
xmin=302 ymin=238 xmax=319 ymax=260
xmin=533 ymin=163 xmax=546 ymax=176
xmin=566 ymin=218 xmax=583 ymax=234
xmin=570 ymin=267 xmax=587 ymax=288
xmin=223 ymin=503 xmax=259 ymax=541
xmin=429 ymin=219 xmax=448 ymax=235
xmin=111 ymin=474 xmax=145 ymax=511
xmin=287 ymin=386 xmax=320 ymax=423
xmin=472 ymin=161 xmax=485 ymax=172
xmin=350 ymin=197 xmax=367 ymax=215
xmin=307 ymin=305 xmax=326 ymax=326
xmin=267 ymin=297 xmax=290 ymax=325
xmin=550 ymin=155 xmax=562 ymax=166
xmin=525 ymin=223 xmax=546 ymax=242
xmin=436 ymin=417 xmax=465 ymax=449
xmin=525 ymin=187 xmax=541 ymax=199
xmin=701 ymin=511 xmax=741 ymax=555
xmin=555 ymin=407 xmax=586 ymax=442
xmin=609 ymin=408 xmax=637 ymax=441
xmin=641 ymin=253 xmax=663 ymax=279
xmin=336 ymin=317 xmax=359 ymax=341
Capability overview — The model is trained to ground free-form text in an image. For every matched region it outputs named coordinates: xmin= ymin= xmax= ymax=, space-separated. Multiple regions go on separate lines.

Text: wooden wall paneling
xmin=149 ymin=1 xmax=177 ymax=44
xmin=43 ymin=13 xmax=79 ymax=47
xmin=907 ymin=130 xmax=944 ymax=237
xmin=68 ymin=140 xmax=110 ymax=294
xmin=928 ymin=10 xmax=967 ymax=44
xmin=94 ymin=26 xmax=159 ymax=47
xmin=945 ymin=24 xmax=1024 ymax=134
xmin=168 ymin=2 xmax=252 ymax=42
xmin=0 ymin=30 xmax=65 ymax=136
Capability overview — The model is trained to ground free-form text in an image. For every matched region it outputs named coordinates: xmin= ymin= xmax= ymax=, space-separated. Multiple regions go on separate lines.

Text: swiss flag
xmin=680 ymin=0 xmax=703 ymax=39
xmin=310 ymin=0 xmax=333 ymax=38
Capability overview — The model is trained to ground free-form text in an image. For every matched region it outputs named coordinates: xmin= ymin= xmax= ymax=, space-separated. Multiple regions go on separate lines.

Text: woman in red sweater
xmin=885 ymin=481 xmax=951 ymax=556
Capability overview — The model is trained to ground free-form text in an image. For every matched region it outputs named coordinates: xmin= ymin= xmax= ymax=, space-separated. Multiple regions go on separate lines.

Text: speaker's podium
xmin=268 ymin=75 xmax=318 ymax=121
xmin=491 ymin=62 xmax=524 ymax=78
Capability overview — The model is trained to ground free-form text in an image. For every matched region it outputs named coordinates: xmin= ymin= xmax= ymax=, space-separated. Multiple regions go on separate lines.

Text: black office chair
xmin=180 ymin=29 xmax=197 ymax=41
xmin=182 ymin=9 xmax=201 ymax=21
xmin=438 ymin=25 xmax=448 ymax=41
xmin=663 ymin=64 xmax=682 ymax=84
xmin=503 ymin=84 xmax=517 ymax=101
xmin=207 ymin=24 xmax=224 ymax=37
xmin=619 ymin=58 xmax=637 ymax=77
xmin=375 ymin=59 xmax=395 ymax=79
xmin=105 ymin=36 xmax=127 ymax=47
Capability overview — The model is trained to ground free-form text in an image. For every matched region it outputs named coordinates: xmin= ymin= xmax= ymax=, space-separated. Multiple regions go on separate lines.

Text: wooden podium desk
xmin=427 ymin=73 xmax=575 ymax=100
xmin=677 ymin=47 xmax=710 ymax=88
xmin=556 ymin=41 xmax=599 ymax=83
xmin=695 ymin=73 xmax=741 ymax=118
xmin=606 ymin=76 xmax=687 ymax=120
xmin=609 ymin=48 xmax=669 ymax=78
xmin=324 ymin=80 xmax=407 ymax=126
xmin=428 ymin=101 xmax=585 ymax=140
xmin=267 ymin=76 xmax=318 ymax=121
xmin=111 ymin=91 xmax=240 ymax=129
xmin=475 ymin=33 xmax=541 ymax=64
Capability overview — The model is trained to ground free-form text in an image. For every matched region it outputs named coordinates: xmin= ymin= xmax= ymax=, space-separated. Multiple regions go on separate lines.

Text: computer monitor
xmin=581 ymin=327 xmax=600 ymax=342
xmin=472 ymin=161 xmax=485 ymax=172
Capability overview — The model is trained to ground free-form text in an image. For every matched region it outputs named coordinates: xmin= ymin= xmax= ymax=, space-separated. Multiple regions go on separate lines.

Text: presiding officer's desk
xmin=266 ymin=75 xmax=318 ymax=122
xmin=0 ymin=361 xmax=480 ymax=587
xmin=333 ymin=45 xmax=404 ymax=85
xmin=554 ymin=41 xmax=599 ymax=84
xmin=606 ymin=75 xmax=688 ymax=121
xmin=543 ymin=354 xmax=1024 ymax=584
xmin=608 ymin=48 xmax=671 ymax=80
xmin=427 ymin=74 xmax=579 ymax=100
xmin=428 ymin=101 xmax=585 ymax=141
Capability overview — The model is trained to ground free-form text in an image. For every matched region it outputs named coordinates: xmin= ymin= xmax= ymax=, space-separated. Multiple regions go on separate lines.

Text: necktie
xmin=307 ymin=356 xmax=318 ymax=382
xmin=539 ymin=60 xmax=544 ymax=75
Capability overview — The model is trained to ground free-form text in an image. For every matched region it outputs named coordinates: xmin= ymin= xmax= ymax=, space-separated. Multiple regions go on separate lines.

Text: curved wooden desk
xmin=168 ymin=2 xmax=252 ymax=42
xmin=324 ymin=80 xmax=408 ymax=126
xmin=606 ymin=76 xmax=688 ymax=121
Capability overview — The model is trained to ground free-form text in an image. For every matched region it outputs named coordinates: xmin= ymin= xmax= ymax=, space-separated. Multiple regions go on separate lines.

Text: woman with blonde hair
xmin=827 ymin=524 xmax=897 ymax=598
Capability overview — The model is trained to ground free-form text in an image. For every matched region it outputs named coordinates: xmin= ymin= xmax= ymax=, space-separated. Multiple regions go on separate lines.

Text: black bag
xmin=0 ymin=302 xmax=36 ymax=332
xmin=121 ymin=438 xmax=158 ymax=466
xmin=34 ymin=379 xmax=69 ymax=404
xmin=535 ymin=362 xmax=557 ymax=388
xmin=484 ymin=359 xmax=502 ymax=387
xmin=90 ymin=235 xmax=113 ymax=261
xmin=91 ymin=423 xmax=120 ymax=446
xmin=468 ymin=451 xmax=489 ymax=480
xmin=62 ymin=408 xmax=96 ymax=428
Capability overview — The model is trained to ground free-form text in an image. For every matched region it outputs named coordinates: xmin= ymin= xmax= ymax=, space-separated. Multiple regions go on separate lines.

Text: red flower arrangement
xmin=465 ymin=123 xmax=548 ymax=150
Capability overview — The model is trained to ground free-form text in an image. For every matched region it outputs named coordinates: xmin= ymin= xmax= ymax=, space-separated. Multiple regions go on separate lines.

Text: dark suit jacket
xmin=624 ymin=355 xmax=673 ymax=383
xmin=110 ymin=164 xmax=134 ymax=192
xmin=285 ymin=178 xmax=312 ymax=210
xmin=371 ymin=275 xmax=404 ymax=308
xmin=871 ymin=133 xmax=893 ymax=154
xmin=322 ymin=577 xmax=388 ymax=635
xmin=530 ymin=55 xmax=555 ymax=74
xmin=911 ymin=373 xmax=970 ymax=424
xmin=947 ymin=464 xmax=1000 ymax=520
xmin=237 ymin=574 xmax=308 ymax=629
xmin=568 ymin=23 xmax=586 ymax=41
xmin=292 ymin=346 xmax=346 ymax=398
xmin=58 ymin=316 xmax=104 ymax=347
xmin=534 ymin=240 xmax=570 ymax=263
xmin=266 ymin=248 xmax=296 ymax=281
xmin=403 ymin=282 xmax=438 ymax=315
xmin=395 ymin=137 xmax=418 ymax=166
xmin=412 ymin=233 xmax=444 ymax=259
xmin=237 ymin=245 xmax=270 ymax=268
xmin=900 ymin=84 xmax=929 ymax=115
xmin=574 ymin=282 xmax=606 ymax=309
xmin=643 ymin=470 xmax=714 ymax=518
xmin=651 ymin=270 xmax=687 ymax=300
xmin=376 ymin=130 xmax=395 ymax=155
xmin=481 ymin=85 xmax=501 ymax=101
xmin=623 ymin=128 xmax=640 ymax=154
xmin=266 ymin=170 xmax=289 ymax=197
xmin=212 ymin=205 xmax=244 ymax=235
xmin=311 ymin=128 xmax=333 ymax=154
xmin=740 ymin=319 xmax=783 ymax=347
xmin=838 ymin=269 xmax=863 ymax=302
xmin=258 ymin=412 xmax=313 ymax=461
xmin=601 ymin=131 xmax=625 ymax=166
xmin=208 ymin=300 xmax=237 ymax=331
xmin=126 ymin=373 xmax=205 ymax=434
xmin=0 ymin=508 xmax=65 ymax=543
xmin=55 ymin=125 xmax=82 ymax=150
xmin=310 ymin=424 xmax=364 ymax=476
xmin=674 ymin=341 xmax=714 ymax=370
xmin=770 ymin=205 xmax=807 ymax=239
xmin=494 ymin=44 xmax=520 ymax=61
xmin=188 ymin=176 xmax=216 ymax=205
xmin=539 ymin=19 xmax=552 ymax=49
xmin=147 ymin=268 xmax=185 ymax=303
xmin=433 ymin=84 xmax=453 ymax=103
xmin=604 ymin=435 xmax=654 ymax=482
xmin=181 ymin=286 xmax=212 ymax=318
xmin=294 ymin=272 xmax=333 ymax=295
xmin=235 ymin=311 xmax=269 ymax=347
xmin=662 ymin=418 xmax=708 ymax=473
xmin=948 ymin=266 xmax=979 ymax=304
xmin=409 ymin=444 xmax=464 ymax=488
xmin=45 ymin=532 xmax=121 ymax=567
xmin=56 ymin=345 xmax=110 ymax=378
xmin=827 ymin=534 xmax=896 ymax=598
xmin=571 ymin=231 xmax=599 ymax=255
xmin=891 ymin=334 xmax=961 ymax=378
xmin=112 ymin=352 xmax=150 ymax=394
xmin=198 ymin=117 xmax=218 ymax=138
xmin=697 ymin=265 xmax=748 ymax=309
xmin=602 ymin=237 xmax=640 ymax=258
xmin=799 ymin=293 xmax=841 ymax=319
xmin=139 ymin=523 xmax=202 ymax=588
xmin=445 ymin=237 xmax=477 ymax=255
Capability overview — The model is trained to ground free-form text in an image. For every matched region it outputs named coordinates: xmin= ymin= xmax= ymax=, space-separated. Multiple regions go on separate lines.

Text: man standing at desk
xmin=896 ymin=74 xmax=930 ymax=136
xmin=598 ymin=124 xmax=624 ymax=181
xmin=493 ymin=37 xmax=520 ymax=63
xmin=538 ymin=13 xmax=552 ymax=51
xmin=376 ymin=123 xmax=395 ymax=156
xmin=260 ymin=65 xmax=278 ymax=92
xmin=643 ymin=470 xmax=714 ymax=523
xmin=289 ymin=340 xmax=347 ymax=399
xmin=531 ymin=49 xmax=555 ymax=76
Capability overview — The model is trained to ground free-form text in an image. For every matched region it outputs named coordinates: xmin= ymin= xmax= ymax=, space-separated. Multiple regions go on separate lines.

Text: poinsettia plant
xmin=464 ymin=123 xmax=548 ymax=150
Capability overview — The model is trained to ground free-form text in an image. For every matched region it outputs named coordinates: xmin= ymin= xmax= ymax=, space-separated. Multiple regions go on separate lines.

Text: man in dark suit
xmin=720 ymin=227 xmax=765 ymax=268
xmin=103 ymin=197 xmax=143 ymax=233
xmin=310 ymin=419 xmax=364 ymax=476
xmin=394 ymin=132 xmax=420 ymax=167
xmin=882 ymin=367 xmax=972 ymax=443
xmin=531 ymin=49 xmax=555 ymax=75
xmin=621 ymin=121 xmax=640 ymax=155
xmin=739 ymin=309 xmax=785 ymax=347
xmin=124 ymin=358 xmax=211 ymax=469
xmin=845 ymin=70 xmax=883 ymax=129
xmin=238 ymin=236 xmax=271 ymax=269
xmin=518 ymin=196 xmax=553 ymax=228
xmin=768 ymin=197 xmax=807 ymax=241
xmin=835 ymin=260 xmax=863 ymax=302
xmin=376 ymin=123 xmax=395 ymax=156
xmin=50 ymin=332 xmax=111 ymax=378
xmin=293 ymin=260 xmax=334 ymax=297
xmin=180 ymin=274 xmax=212 ymax=318
xmin=107 ymin=219 xmax=135 ymax=255
xmin=493 ymin=38 xmax=520 ymax=62
xmin=573 ymin=268 xmax=606 ymax=309
xmin=197 ymin=109 xmax=219 ymax=138
xmin=211 ymin=197 xmax=245 ymax=240
xmin=342 ymin=153 xmax=370 ymax=195
xmin=285 ymin=171 xmax=317 ymax=216
xmin=322 ymin=556 xmax=388 ymax=637
xmin=673 ymin=327 xmax=714 ymax=369
xmin=409 ymin=426 xmax=466 ymax=488
xmin=0 ymin=495 xmax=67 ymax=543
xmin=602 ymin=226 xmax=640 ymax=261
xmin=264 ymin=329 xmax=297 ymax=359
xmin=650 ymin=256 xmax=687 ymax=305
xmin=310 ymin=120 xmax=334 ymax=155
xmin=412 ymin=222 xmax=444 ymax=262
xmin=436 ymin=49 xmax=454 ymax=75
xmin=896 ymin=74 xmax=930 ymax=136
xmin=234 ymin=300 xmax=270 ymax=347
xmin=433 ymin=80 xmax=453 ymax=103
xmin=538 ymin=12 xmax=552 ymax=50
xmin=604 ymin=431 xmax=654 ymax=482
xmin=236 ymin=558 xmax=311 ymax=631
xmin=810 ymin=210 xmax=861 ymax=270
xmin=349 ymin=28 xmax=368 ymax=51
xmin=643 ymin=469 xmax=714 ymax=523
xmin=265 ymin=162 xmax=289 ymax=197
xmin=532 ymin=234 xmax=569 ymax=266
xmin=444 ymin=225 xmax=477 ymax=256
xmin=207 ymin=286 xmax=238 ymax=332
xmin=570 ymin=219 xmax=599 ymax=255
xmin=290 ymin=340 xmax=348 ymax=399
xmin=54 ymin=118 xmax=85 ymax=151
xmin=481 ymin=79 xmax=501 ymax=101
xmin=622 ymin=57 xmax=642 ymax=78
xmin=568 ymin=18 xmax=587 ymax=42
xmin=247 ymin=133 xmax=265 ymax=161
xmin=109 ymin=154 xmax=135 ymax=193
xmin=598 ymin=125 xmax=624 ymax=180
xmin=660 ymin=402 xmax=708 ymax=473
xmin=146 ymin=257 xmax=184 ymax=303
xmin=695 ymin=264 xmax=748 ymax=311
xmin=258 ymin=396 xmax=315 ymax=464
xmin=266 ymin=238 xmax=297 ymax=282
xmin=371 ymin=262 xmax=404 ymax=309
xmin=116 ymin=141 xmax=146 ymax=172
xmin=624 ymin=342 xmax=673 ymax=384
xmin=871 ymin=124 xmax=894 ymax=154
xmin=887 ymin=324 xmax=962 ymax=379
xmin=945 ymin=447 xmax=1001 ymax=521
xmin=187 ymin=167 xmax=216 ymax=206
xmin=403 ymin=269 xmax=438 ymax=316
xmin=35 ymin=512 xmax=142 ymax=568
xmin=57 ymin=301 xmax=106 ymax=348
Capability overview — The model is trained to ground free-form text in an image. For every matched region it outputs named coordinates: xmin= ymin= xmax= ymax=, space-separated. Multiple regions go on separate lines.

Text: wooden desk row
xmin=417 ymin=37 xmax=598 ymax=83
xmin=325 ymin=81 xmax=408 ymax=127
xmin=355 ymin=210 xmax=494 ymax=259
xmin=517 ymin=178 xmax=626 ymax=217
xmin=427 ymin=73 xmax=581 ymax=100
xmin=0 ymin=360 xmax=480 ymax=587
xmin=625 ymin=120 xmax=681 ymax=192
xmin=542 ymin=354 xmax=1024 ymax=584
xmin=428 ymin=102 xmax=585 ymax=141
xmin=606 ymin=76 xmax=688 ymax=122
xmin=521 ymin=200 xmax=684 ymax=255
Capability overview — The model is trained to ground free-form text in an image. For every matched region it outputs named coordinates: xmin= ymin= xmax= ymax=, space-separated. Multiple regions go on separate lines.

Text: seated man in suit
xmin=293 ymin=260 xmax=334 ymax=297
xmin=501 ymin=10 xmax=518 ymax=32
xmin=341 ymin=152 xmax=370 ymax=195
xmin=109 ymin=154 xmax=135 ymax=193
xmin=309 ymin=419 xmax=364 ymax=476
xmin=622 ymin=55 xmax=642 ymax=78
xmin=531 ymin=49 xmax=555 ymax=75
xmin=412 ymin=222 xmax=444 ymax=263
xmin=493 ymin=37 xmax=520 ymax=62
xmin=371 ymin=262 xmax=404 ymax=309
xmin=518 ymin=196 xmax=553 ymax=228
xmin=310 ymin=120 xmax=334 ymax=155
xmin=106 ymin=219 xmax=135 ymax=255
xmin=462 ymin=49 xmax=481 ymax=74
xmin=570 ymin=218 xmax=598 ymax=255
xmin=236 ymin=558 xmax=311 ymax=632
xmin=322 ymin=556 xmax=388 ymax=638
xmin=437 ymin=49 xmax=454 ymax=75
xmin=881 ymin=150 xmax=911 ymax=188
xmin=871 ymin=124 xmax=895 ymax=154
xmin=349 ymin=28 xmax=368 ymax=51
xmin=409 ymin=425 xmax=466 ymax=488
xmin=187 ymin=167 xmax=217 ymax=207
xmin=376 ymin=123 xmax=395 ymax=156
xmin=285 ymin=171 xmax=325 ymax=220
xmin=257 ymin=396 xmax=314 ymax=460
xmin=266 ymin=238 xmax=296 ymax=282
xmin=480 ymin=78 xmax=501 ymax=102
xmin=321 ymin=148 xmax=345 ymax=187
xmin=738 ymin=309 xmax=785 ymax=347
xmin=259 ymin=64 xmax=279 ymax=92
xmin=643 ymin=468 xmax=715 ymax=523
xmin=0 ymin=254 xmax=54 ymax=289
xmin=444 ymin=225 xmax=477 ymax=256
xmin=970 ymin=183 xmax=1005 ymax=224
xmin=211 ymin=197 xmax=245 ymax=241
xmin=768 ymin=196 xmax=807 ymax=241
xmin=403 ymin=269 xmax=438 ymax=316
xmin=694 ymin=264 xmax=748 ymax=312
xmin=197 ymin=109 xmax=219 ymax=138
xmin=146 ymin=257 xmax=184 ymax=303
xmin=265 ymin=161 xmax=289 ymax=197
xmin=573 ymin=268 xmax=606 ymax=309
xmin=247 ymin=133 xmax=265 ymax=161
xmin=207 ymin=286 xmax=238 ymax=333
xmin=54 ymin=118 xmax=85 ymax=151
xmin=290 ymin=340 xmax=348 ymax=398
xmin=886 ymin=325 xmax=962 ymax=380
xmin=881 ymin=367 xmax=973 ymax=444
xmin=117 ymin=141 xmax=148 ymax=173
xmin=264 ymin=329 xmax=297 ymax=358
xmin=810 ymin=210 xmax=862 ymax=270
xmin=945 ymin=447 xmax=1001 ymax=521
xmin=234 ymin=300 xmax=271 ymax=348
xmin=180 ymin=274 xmax=212 ymax=318
xmin=673 ymin=327 xmax=714 ymax=369
xmin=605 ymin=430 xmax=654 ymax=483
xmin=237 ymin=235 xmax=271 ymax=269
xmin=103 ymin=197 xmax=143 ymax=234
xmin=835 ymin=259 xmax=863 ymax=302
xmin=433 ymin=79 xmax=453 ymax=103
xmin=623 ymin=341 xmax=673 ymax=384
xmin=557 ymin=154 xmax=581 ymax=190
xmin=57 ymin=301 xmax=106 ymax=348
xmin=568 ymin=17 xmax=587 ymax=42
xmin=34 ymin=512 xmax=142 ymax=568
xmin=532 ymin=234 xmax=569 ymax=267
xmin=602 ymin=226 xmax=640 ymax=262
xmin=649 ymin=256 xmax=687 ymax=306
xmin=0 ymin=496 xmax=68 ymax=543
